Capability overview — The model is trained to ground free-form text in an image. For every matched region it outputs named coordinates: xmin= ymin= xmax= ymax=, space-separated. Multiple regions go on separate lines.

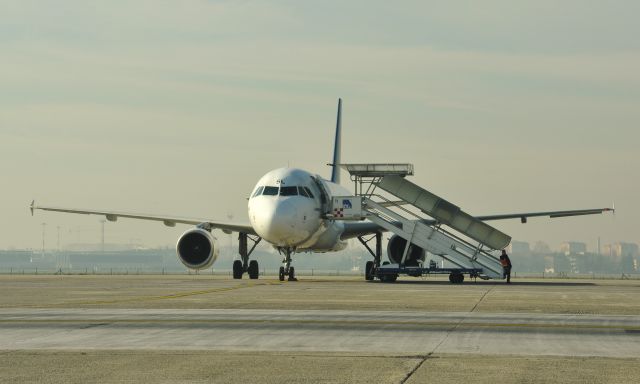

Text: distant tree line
xmin=1 ymin=248 xmax=637 ymax=274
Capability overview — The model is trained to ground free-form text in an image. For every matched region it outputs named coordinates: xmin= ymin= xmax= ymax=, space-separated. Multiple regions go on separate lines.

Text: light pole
xmin=41 ymin=222 xmax=46 ymax=257
xmin=100 ymin=220 xmax=106 ymax=253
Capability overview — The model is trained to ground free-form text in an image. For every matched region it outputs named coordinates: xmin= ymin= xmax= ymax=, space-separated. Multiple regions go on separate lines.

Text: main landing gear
xmin=278 ymin=247 xmax=297 ymax=282
xmin=232 ymin=233 xmax=262 ymax=280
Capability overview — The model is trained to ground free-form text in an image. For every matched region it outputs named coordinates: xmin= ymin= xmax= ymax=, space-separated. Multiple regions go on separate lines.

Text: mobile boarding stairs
xmin=330 ymin=164 xmax=510 ymax=283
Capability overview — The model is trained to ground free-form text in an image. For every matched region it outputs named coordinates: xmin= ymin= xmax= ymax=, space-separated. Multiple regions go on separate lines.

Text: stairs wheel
xmin=449 ymin=272 xmax=464 ymax=284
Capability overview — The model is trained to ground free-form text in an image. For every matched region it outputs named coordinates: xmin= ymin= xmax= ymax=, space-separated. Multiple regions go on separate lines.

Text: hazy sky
xmin=1 ymin=1 xmax=638 ymax=252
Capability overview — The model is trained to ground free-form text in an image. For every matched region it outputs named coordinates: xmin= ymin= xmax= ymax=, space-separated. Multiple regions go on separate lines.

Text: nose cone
xmin=252 ymin=199 xmax=308 ymax=246
xmin=266 ymin=199 xmax=298 ymax=238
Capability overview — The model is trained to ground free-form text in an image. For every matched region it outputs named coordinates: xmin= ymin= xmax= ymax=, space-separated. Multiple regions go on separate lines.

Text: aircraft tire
xmin=278 ymin=266 xmax=285 ymax=282
xmin=365 ymin=261 xmax=374 ymax=281
xmin=288 ymin=267 xmax=296 ymax=281
xmin=248 ymin=260 xmax=259 ymax=279
xmin=232 ymin=260 xmax=243 ymax=279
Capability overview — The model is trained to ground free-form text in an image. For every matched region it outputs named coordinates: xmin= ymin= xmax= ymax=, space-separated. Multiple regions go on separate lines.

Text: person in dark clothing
xmin=499 ymin=249 xmax=512 ymax=283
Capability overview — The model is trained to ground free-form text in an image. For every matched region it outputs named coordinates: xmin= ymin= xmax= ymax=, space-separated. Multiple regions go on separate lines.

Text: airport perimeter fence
xmin=0 ymin=267 xmax=639 ymax=280
xmin=0 ymin=267 xmax=363 ymax=277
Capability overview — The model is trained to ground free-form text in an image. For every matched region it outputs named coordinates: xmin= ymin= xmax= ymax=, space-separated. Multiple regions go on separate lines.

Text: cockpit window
xmin=298 ymin=186 xmax=310 ymax=197
xmin=303 ymin=187 xmax=315 ymax=198
xmin=279 ymin=186 xmax=298 ymax=196
xmin=262 ymin=186 xmax=279 ymax=196
xmin=259 ymin=185 xmax=313 ymax=197
xmin=252 ymin=186 xmax=264 ymax=198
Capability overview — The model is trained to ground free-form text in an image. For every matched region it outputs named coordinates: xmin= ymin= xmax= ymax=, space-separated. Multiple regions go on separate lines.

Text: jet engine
xmin=387 ymin=235 xmax=426 ymax=266
xmin=176 ymin=228 xmax=219 ymax=270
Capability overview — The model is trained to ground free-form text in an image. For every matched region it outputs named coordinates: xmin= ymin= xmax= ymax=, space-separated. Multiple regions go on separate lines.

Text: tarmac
xmin=1 ymin=275 xmax=639 ymax=383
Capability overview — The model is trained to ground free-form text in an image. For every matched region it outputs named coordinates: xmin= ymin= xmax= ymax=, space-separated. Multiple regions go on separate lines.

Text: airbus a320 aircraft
xmin=31 ymin=99 xmax=613 ymax=282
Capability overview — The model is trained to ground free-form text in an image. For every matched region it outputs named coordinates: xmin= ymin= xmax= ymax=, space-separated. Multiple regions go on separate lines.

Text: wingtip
xmin=30 ymin=200 xmax=35 ymax=216
xmin=603 ymin=203 xmax=615 ymax=216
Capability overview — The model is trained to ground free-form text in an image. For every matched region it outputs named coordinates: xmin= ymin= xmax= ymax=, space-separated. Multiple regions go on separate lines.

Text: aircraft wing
xmin=474 ymin=207 xmax=615 ymax=223
xmin=30 ymin=201 xmax=257 ymax=236
xmin=341 ymin=207 xmax=614 ymax=239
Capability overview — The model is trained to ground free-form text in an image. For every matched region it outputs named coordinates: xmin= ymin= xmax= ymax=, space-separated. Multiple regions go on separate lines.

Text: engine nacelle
xmin=387 ymin=235 xmax=426 ymax=266
xmin=176 ymin=228 xmax=219 ymax=270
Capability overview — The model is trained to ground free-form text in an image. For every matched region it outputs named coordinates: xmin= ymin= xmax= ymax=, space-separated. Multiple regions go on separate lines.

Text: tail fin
xmin=330 ymin=98 xmax=342 ymax=184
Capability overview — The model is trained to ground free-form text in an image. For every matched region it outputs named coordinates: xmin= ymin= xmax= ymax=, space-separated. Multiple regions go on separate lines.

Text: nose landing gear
xmin=278 ymin=247 xmax=297 ymax=281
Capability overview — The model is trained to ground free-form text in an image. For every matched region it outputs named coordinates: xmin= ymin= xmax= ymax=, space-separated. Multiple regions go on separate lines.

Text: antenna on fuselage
xmin=330 ymin=98 xmax=342 ymax=184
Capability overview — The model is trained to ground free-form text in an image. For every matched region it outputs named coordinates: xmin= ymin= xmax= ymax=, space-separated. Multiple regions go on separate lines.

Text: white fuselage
xmin=247 ymin=167 xmax=350 ymax=252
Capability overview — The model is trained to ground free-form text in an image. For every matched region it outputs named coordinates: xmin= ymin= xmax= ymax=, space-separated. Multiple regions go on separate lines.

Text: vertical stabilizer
xmin=330 ymin=98 xmax=342 ymax=184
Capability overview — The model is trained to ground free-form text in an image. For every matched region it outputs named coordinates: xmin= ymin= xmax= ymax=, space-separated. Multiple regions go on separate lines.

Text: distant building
xmin=509 ymin=241 xmax=530 ymax=255
xmin=602 ymin=242 xmax=639 ymax=272
xmin=532 ymin=241 xmax=551 ymax=254
xmin=65 ymin=243 xmax=146 ymax=252
xmin=543 ymin=255 xmax=555 ymax=274
xmin=560 ymin=242 xmax=587 ymax=255
xmin=602 ymin=242 xmax=639 ymax=258
xmin=0 ymin=249 xmax=35 ymax=264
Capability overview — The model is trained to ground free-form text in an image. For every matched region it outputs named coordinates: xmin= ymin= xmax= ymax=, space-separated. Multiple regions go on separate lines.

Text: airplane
xmin=31 ymin=99 xmax=614 ymax=282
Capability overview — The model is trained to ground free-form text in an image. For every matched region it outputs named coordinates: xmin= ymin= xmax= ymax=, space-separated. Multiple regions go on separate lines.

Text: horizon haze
xmin=1 ymin=1 xmax=637 ymax=253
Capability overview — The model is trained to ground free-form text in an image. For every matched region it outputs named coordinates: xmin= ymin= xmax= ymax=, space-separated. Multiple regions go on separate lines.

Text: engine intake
xmin=387 ymin=235 xmax=425 ymax=266
xmin=176 ymin=228 xmax=219 ymax=270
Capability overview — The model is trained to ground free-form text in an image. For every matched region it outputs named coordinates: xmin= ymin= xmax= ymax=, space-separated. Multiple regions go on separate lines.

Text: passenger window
xmin=303 ymin=187 xmax=315 ymax=198
xmin=298 ymin=186 xmax=310 ymax=198
xmin=262 ymin=186 xmax=279 ymax=196
xmin=280 ymin=186 xmax=298 ymax=196
xmin=252 ymin=186 xmax=264 ymax=198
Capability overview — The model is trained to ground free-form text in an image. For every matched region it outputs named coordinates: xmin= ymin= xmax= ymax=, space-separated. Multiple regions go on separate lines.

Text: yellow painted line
xmin=1 ymin=318 xmax=638 ymax=332
xmin=80 ymin=281 xmax=283 ymax=305
xmin=18 ymin=281 xmax=284 ymax=308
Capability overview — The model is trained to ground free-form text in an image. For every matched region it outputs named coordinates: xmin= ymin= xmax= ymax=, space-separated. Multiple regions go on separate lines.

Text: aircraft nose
xmin=265 ymin=200 xmax=298 ymax=242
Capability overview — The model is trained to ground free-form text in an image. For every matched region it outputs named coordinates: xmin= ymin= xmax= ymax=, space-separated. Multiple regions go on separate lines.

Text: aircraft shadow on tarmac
xmin=369 ymin=280 xmax=597 ymax=287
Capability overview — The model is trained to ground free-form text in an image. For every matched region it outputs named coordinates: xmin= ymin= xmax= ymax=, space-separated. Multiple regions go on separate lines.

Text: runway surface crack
xmin=469 ymin=285 xmax=495 ymax=313
xmin=79 ymin=323 xmax=109 ymax=330
xmin=429 ymin=286 xmax=496 ymax=355
xmin=398 ymin=354 xmax=430 ymax=384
